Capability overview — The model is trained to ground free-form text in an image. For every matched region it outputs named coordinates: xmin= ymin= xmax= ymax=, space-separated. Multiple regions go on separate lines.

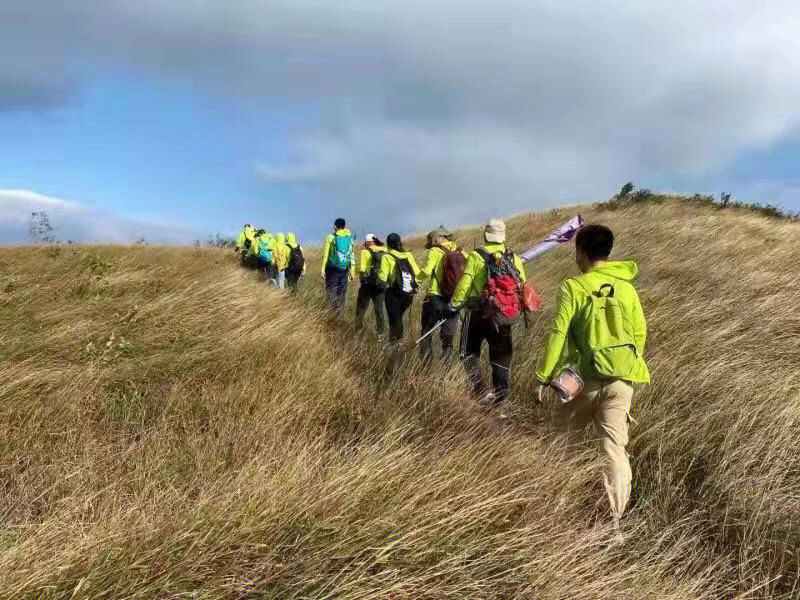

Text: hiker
xmin=235 ymin=224 xmax=255 ymax=264
xmin=243 ymin=228 xmax=264 ymax=269
xmin=356 ymin=234 xmax=387 ymax=340
xmin=256 ymin=230 xmax=276 ymax=280
xmin=274 ymin=233 xmax=290 ymax=288
xmin=321 ymin=218 xmax=355 ymax=311
xmin=419 ymin=226 xmax=467 ymax=359
xmin=449 ymin=219 xmax=527 ymax=406
xmin=534 ymin=224 xmax=650 ymax=534
xmin=377 ymin=233 xmax=420 ymax=344
xmin=284 ymin=232 xmax=306 ymax=291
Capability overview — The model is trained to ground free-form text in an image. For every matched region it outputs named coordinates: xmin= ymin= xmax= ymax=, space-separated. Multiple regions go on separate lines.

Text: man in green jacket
xmin=321 ymin=218 xmax=355 ymax=311
xmin=535 ymin=224 xmax=650 ymax=535
xmin=449 ymin=219 xmax=527 ymax=405
xmin=356 ymin=234 xmax=387 ymax=339
xmin=419 ymin=226 xmax=465 ymax=359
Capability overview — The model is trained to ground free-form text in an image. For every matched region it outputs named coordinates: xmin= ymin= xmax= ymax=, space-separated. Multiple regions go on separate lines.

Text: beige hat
xmin=484 ymin=218 xmax=506 ymax=243
xmin=425 ymin=225 xmax=453 ymax=249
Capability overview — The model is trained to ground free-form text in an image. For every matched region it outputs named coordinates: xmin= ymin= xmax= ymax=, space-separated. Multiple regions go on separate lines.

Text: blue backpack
xmin=259 ymin=244 xmax=273 ymax=264
xmin=328 ymin=234 xmax=353 ymax=272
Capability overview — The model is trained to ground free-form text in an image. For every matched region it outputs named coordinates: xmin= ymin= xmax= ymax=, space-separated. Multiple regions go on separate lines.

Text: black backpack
xmin=388 ymin=254 xmax=418 ymax=297
xmin=366 ymin=248 xmax=386 ymax=284
xmin=286 ymin=245 xmax=305 ymax=275
xmin=243 ymin=237 xmax=252 ymax=250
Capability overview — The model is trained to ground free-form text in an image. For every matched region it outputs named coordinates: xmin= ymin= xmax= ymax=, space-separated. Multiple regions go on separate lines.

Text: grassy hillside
xmin=0 ymin=197 xmax=798 ymax=598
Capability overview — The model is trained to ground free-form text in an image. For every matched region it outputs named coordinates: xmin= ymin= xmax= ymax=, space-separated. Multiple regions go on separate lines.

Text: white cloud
xmin=0 ymin=190 xmax=198 ymax=244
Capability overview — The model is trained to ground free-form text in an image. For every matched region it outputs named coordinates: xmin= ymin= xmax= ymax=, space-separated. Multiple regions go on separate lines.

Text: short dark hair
xmin=334 ymin=218 xmax=346 ymax=230
xmin=576 ymin=224 xmax=613 ymax=261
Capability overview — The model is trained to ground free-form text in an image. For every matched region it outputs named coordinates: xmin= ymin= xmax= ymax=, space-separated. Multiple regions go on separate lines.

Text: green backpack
xmin=574 ymin=277 xmax=639 ymax=379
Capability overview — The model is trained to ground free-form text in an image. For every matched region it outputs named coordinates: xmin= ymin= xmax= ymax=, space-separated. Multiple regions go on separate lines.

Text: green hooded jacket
xmin=535 ymin=261 xmax=650 ymax=384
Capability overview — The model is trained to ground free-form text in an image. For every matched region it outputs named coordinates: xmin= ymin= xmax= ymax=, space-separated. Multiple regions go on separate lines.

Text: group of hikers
xmin=234 ymin=225 xmax=306 ymax=289
xmin=235 ymin=215 xmax=649 ymax=541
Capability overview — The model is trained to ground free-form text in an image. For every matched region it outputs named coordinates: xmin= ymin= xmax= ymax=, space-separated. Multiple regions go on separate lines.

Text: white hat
xmin=484 ymin=219 xmax=506 ymax=244
xmin=365 ymin=233 xmax=377 ymax=243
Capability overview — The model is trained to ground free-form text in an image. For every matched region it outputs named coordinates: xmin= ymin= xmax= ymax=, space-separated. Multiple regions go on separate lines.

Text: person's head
xmin=386 ymin=233 xmax=403 ymax=252
xmin=425 ymin=226 xmax=453 ymax=249
xmin=287 ymin=232 xmax=296 ymax=244
xmin=244 ymin=223 xmax=251 ymax=229
xmin=276 ymin=232 xmax=285 ymax=243
xmin=364 ymin=233 xmax=382 ymax=248
xmin=575 ymin=224 xmax=613 ymax=272
xmin=483 ymin=219 xmax=506 ymax=244
xmin=256 ymin=229 xmax=266 ymax=236
xmin=334 ymin=218 xmax=346 ymax=231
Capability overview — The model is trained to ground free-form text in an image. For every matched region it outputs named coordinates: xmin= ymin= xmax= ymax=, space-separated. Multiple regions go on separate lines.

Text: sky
xmin=2 ymin=1 xmax=800 ymax=245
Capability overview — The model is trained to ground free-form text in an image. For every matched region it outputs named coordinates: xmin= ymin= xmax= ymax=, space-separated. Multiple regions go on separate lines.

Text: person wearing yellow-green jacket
xmin=321 ymin=218 xmax=355 ymax=311
xmin=243 ymin=228 xmax=265 ymax=269
xmin=418 ymin=226 xmax=466 ymax=359
xmin=235 ymin=224 xmax=256 ymax=264
xmin=449 ymin=219 xmax=527 ymax=404
xmin=534 ymin=224 xmax=649 ymax=531
xmin=377 ymin=233 xmax=420 ymax=343
xmin=355 ymin=234 xmax=387 ymax=338
xmin=274 ymin=233 xmax=291 ymax=288
xmin=284 ymin=232 xmax=306 ymax=291
xmin=255 ymin=230 xmax=277 ymax=280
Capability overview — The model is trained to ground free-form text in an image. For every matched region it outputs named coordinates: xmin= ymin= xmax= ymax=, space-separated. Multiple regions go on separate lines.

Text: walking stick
xmin=410 ymin=318 xmax=448 ymax=349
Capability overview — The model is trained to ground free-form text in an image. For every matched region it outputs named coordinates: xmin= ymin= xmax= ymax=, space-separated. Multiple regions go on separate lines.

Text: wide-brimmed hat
xmin=484 ymin=219 xmax=506 ymax=244
xmin=425 ymin=225 xmax=453 ymax=249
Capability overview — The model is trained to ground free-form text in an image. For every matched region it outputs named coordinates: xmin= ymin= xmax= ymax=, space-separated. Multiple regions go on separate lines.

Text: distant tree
xmin=30 ymin=211 xmax=56 ymax=244
xmin=617 ymin=182 xmax=635 ymax=199
xmin=720 ymin=192 xmax=731 ymax=208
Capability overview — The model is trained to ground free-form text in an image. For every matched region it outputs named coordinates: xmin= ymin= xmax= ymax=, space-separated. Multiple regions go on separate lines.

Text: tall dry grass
xmin=0 ymin=197 xmax=798 ymax=598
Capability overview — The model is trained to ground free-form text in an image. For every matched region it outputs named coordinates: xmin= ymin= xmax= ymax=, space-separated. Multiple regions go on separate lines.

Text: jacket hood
xmin=276 ymin=233 xmax=285 ymax=244
xmin=589 ymin=260 xmax=638 ymax=281
xmin=335 ymin=228 xmax=352 ymax=236
xmin=286 ymin=233 xmax=297 ymax=245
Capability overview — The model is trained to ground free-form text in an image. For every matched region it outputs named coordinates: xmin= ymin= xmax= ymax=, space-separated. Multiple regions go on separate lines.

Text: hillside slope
xmin=0 ymin=198 xmax=798 ymax=598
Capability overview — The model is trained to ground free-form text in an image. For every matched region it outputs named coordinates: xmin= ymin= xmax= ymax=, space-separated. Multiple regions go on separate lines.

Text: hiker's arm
xmin=359 ymin=250 xmax=370 ymax=279
xmin=631 ymin=288 xmax=647 ymax=353
xmin=376 ymin=254 xmax=391 ymax=286
xmin=419 ymin=249 xmax=439 ymax=285
xmin=535 ymin=281 xmax=576 ymax=383
xmin=449 ymin=252 xmax=479 ymax=308
xmin=514 ymin=255 xmax=527 ymax=283
xmin=320 ymin=237 xmax=331 ymax=276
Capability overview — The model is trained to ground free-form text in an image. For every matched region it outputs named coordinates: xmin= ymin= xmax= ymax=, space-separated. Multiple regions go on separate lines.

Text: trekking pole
xmin=407 ymin=319 xmax=448 ymax=351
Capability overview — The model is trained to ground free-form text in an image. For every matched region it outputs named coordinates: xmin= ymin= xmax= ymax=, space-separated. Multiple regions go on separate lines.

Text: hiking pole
xmin=409 ymin=319 xmax=448 ymax=350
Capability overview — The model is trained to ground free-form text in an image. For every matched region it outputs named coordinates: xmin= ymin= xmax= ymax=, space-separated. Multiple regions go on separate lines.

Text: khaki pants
xmin=551 ymin=379 xmax=634 ymax=520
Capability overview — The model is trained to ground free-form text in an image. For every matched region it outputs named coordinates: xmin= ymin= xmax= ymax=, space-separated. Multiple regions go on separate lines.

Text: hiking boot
xmin=477 ymin=392 xmax=496 ymax=408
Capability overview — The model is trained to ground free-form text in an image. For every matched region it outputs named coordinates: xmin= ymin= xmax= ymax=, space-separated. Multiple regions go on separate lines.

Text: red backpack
xmin=438 ymin=245 xmax=467 ymax=300
xmin=476 ymin=248 xmax=524 ymax=326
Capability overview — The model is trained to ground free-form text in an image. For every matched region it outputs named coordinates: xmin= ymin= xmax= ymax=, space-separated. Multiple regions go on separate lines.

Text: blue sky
xmin=2 ymin=1 xmax=800 ymax=244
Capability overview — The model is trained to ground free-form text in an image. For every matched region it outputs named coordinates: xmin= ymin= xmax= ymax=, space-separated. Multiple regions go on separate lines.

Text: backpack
xmin=573 ymin=278 xmax=639 ymax=379
xmin=243 ymin=237 xmax=252 ymax=250
xmin=387 ymin=254 xmax=418 ymax=297
xmin=366 ymin=248 xmax=386 ymax=284
xmin=476 ymin=248 xmax=523 ymax=326
xmin=258 ymin=244 xmax=273 ymax=264
xmin=286 ymin=245 xmax=305 ymax=275
xmin=438 ymin=246 xmax=467 ymax=300
xmin=328 ymin=234 xmax=353 ymax=272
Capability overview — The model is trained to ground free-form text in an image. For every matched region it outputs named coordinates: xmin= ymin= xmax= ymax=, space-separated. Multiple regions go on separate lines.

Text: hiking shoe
xmin=477 ymin=392 xmax=497 ymax=408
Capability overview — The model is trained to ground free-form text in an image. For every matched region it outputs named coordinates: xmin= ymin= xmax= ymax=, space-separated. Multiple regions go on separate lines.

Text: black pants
xmin=420 ymin=296 xmax=459 ymax=359
xmin=356 ymin=282 xmax=386 ymax=334
xmin=462 ymin=310 xmax=513 ymax=401
xmin=384 ymin=289 xmax=413 ymax=343
xmin=286 ymin=271 xmax=301 ymax=292
xmin=325 ymin=266 xmax=350 ymax=311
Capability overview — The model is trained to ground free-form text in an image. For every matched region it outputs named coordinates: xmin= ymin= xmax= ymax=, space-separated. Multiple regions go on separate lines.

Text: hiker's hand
xmin=535 ymin=381 xmax=548 ymax=404
xmin=349 ymin=273 xmax=355 ymax=282
xmin=320 ymin=271 xmax=326 ymax=280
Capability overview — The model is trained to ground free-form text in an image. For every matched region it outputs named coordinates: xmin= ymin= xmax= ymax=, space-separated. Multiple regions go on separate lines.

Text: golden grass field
xmin=0 ymin=197 xmax=798 ymax=598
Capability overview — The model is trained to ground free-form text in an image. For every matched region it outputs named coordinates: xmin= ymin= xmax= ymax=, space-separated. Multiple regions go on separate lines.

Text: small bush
xmin=80 ymin=252 xmax=113 ymax=279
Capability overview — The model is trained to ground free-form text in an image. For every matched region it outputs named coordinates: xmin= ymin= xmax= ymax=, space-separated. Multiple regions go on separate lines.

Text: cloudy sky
xmin=2 ymin=1 xmax=800 ymax=244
